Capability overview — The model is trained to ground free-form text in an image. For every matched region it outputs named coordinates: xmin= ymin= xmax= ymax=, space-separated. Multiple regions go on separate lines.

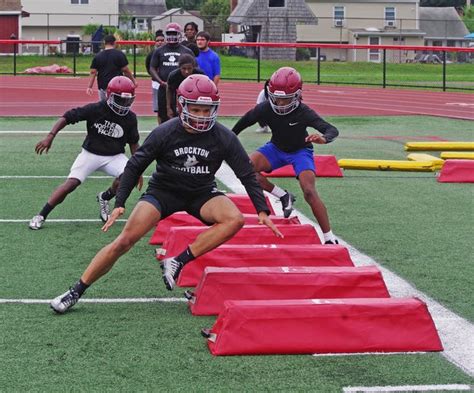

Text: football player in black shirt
xmin=29 ymin=76 xmax=142 ymax=230
xmin=149 ymin=23 xmax=194 ymax=124
xmin=166 ymin=54 xmax=205 ymax=119
xmin=50 ymin=75 xmax=281 ymax=314
xmin=233 ymin=67 xmax=340 ymax=244
xmin=87 ymin=35 xmax=136 ymax=101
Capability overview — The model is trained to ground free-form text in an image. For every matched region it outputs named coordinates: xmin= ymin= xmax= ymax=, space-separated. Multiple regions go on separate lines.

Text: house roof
xmin=419 ymin=7 xmax=469 ymax=39
xmin=119 ymin=0 xmax=167 ymax=17
xmin=0 ymin=0 xmax=22 ymax=12
xmin=228 ymin=0 xmax=317 ymax=25
xmin=152 ymin=8 xmax=199 ymax=21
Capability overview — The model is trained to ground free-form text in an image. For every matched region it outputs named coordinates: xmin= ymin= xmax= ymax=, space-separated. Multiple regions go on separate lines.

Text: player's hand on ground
xmin=102 ymin=207 xmax=124 ymax=232
xmin=258 ymin=212 xmax=284 ymax=238
xmin=305 ymin=134 xmax=327 ymax=144
xmin=35 ymin=136 xmax=54 ymax=155
xmin=86 ymin=87 xmax=93 ymax=96
xmin=136 ymin=176 xmax=143 ymax=191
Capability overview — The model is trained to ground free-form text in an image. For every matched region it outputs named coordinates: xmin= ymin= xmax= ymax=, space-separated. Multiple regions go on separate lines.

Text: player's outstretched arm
xmin=258 ymin=211 xmax=283 ymax=238
xmin=102 ymin=207 xmax=125 ymax=232
xmin=35 ymin=117 xmax=67 ymax=155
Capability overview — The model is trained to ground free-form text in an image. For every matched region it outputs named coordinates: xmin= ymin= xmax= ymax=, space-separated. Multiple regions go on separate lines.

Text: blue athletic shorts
xmin=257 ymin=142 xmax=315 ymax=177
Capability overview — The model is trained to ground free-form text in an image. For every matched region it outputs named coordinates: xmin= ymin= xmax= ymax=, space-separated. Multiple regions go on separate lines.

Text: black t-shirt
xmin=167 ymin=67 xmax=205 ymax=113
xmin=90 ymin=48 xmax=129 ymax=89
xmin=232 ymin=102 xmax=339 ymax=152
xmin=181 ymin=40 xmax=199 ymax=57
xmin=149 ymin=43 xmax=194 ymax=82
xmin=146 ymin=48 xmax=157 ymax=80
xmin=63 ymin=101 xmax=139 ymax=156
xmin=115 ymin=117 xmax=269 ymax=215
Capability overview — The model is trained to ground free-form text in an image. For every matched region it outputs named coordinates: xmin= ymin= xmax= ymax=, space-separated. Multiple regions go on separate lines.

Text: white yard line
xmin=342 ymin=384 xmax=472 ymax=392
xmin=215 ymin=162 xmax=474 ymax=377
xmin=0 ymin=175 xmax=152 ymax=179
xmin=0 ymin=219 xmax=127 ymax=223
xmin=0 ymin=298 xmax=186 ymax=304
xmin=0 ymin=130 xmax=153 ymax=134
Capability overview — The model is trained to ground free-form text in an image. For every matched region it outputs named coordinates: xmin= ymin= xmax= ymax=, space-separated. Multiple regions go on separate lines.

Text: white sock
xmin=323 ymin=230 xmax=336 ymax=242
xmin=271 ymin=186 xmax=286 ymax=198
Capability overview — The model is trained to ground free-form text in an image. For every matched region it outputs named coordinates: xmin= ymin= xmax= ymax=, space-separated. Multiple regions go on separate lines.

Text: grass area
xmin=0 ymin=53 xmax=473 ymax=89
xmin=0 ymin=116 xmax=473 ymax=390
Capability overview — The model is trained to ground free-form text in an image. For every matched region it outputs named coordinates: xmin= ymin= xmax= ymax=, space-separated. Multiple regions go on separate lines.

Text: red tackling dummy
xmin=438 ymin=159 xmax=474 ymax=183
xmin=261 ymin=155 xmax=343 ymax=178
xmin=157 ymin=224 xmax=321 ymax=260
xmin=188 ymin=266 xmax=389 ymax=315
xmin=149 ymin=213 xmax=301 ymax=245
xmin=204 ymin=298 xmax=443 ymax=355
xmin=226 ymin=193 xmax=276 ymax=214
xmin=174 ymin=244 xmax=354 ymax=287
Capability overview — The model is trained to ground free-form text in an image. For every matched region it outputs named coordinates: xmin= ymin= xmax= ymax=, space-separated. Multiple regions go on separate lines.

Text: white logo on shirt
xmin=289 ymin=122 xmax=299 ymax=126
xmin=184 ymin=155 xmax=199 ymax=168
xmin=94 ymin=120 xmax=124 ymax=138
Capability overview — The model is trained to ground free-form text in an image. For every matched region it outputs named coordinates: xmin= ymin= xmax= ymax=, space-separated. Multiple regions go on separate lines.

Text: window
xmin=134 ymin=18 xmax=148 ymax=31
xmin=71 ymin=0 xmax=89 ymax=4
xmin=333 ymin=6 xmax=345 ymax=26
xmin=385 ymin=7 xmax=395 ymax=21
xmin=269 ymin=0 xmax=285 ymax=7
xmin=368 ymin=36 xmax=381 ymax=62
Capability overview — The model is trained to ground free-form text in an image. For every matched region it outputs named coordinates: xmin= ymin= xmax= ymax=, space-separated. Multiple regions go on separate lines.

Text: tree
xmin=165 ymin=0 xmax=204 ymax=9
xmin=201 ymin=0 xmax=231 ymax=39
xmin=463 ymin=5 xmax=474 ymax=32
xmin=420 ymin=0 xmax=466 ymax=6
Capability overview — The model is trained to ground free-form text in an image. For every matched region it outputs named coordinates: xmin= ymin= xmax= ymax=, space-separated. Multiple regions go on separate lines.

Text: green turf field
xmin=0 ymin=116 xmax=473 ymax=391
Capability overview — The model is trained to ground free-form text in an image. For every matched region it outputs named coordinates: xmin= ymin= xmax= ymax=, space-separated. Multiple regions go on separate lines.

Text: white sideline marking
xmin=215 ymin=162 xmax=474 ymax=377
xmin=342 ymin=384 xmax=472 ymax=392
xmin=313 ymin=352 xmax=428 ymax=357
xmin=0 ymin=298 xmax=186 ymax=304
xmin=0 ymin=130 xmax=153 ymax=134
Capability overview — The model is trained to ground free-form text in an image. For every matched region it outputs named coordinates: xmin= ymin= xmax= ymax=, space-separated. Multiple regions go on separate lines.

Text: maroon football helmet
xmin=165 ymin=22 xmax=182 ymax=44
xmin=106 ymin=76 xmax=135 ymax=116
xmin=176 ymin=75 xmax=220 ymax=132
xmin=267 ymin=67 xmax=302 ymax=115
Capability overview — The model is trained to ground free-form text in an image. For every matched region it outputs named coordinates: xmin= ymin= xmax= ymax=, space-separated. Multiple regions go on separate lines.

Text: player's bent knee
xmin=112 ymin=234 xmax=138 ymax=254
xmin=223 ymin=213 xmax=245 ymax=234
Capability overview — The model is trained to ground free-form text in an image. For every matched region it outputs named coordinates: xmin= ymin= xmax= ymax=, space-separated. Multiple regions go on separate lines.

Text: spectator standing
xmin=149 ymin=23 xmax=194 ymax=123
xmin=87 ymin=35 xmax=136 ymax=101
xmin=166 ymin=54 xmax=205 ymax=119
xmin=196 ymin=31 xmax=221 ymax=86
xmin=255 ymin=81 xmax=270 ymax=133
xmin=182 ymin=21 xmax=199 ymax=56
xmin=146 ymin=30 xmax=166 ymax=123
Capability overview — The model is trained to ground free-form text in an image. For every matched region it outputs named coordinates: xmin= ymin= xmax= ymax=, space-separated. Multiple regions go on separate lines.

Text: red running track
xmin=0 ymin=75 xmax=473 ymax=120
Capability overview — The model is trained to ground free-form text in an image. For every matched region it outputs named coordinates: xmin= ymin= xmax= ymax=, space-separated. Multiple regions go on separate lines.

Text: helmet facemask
xmin=165 ymin=30 xmax=181 ymax=44
xmin=267 ymin=89 xmax=301 ymax=115
xmin=179 ymin=96 xmax=219 ymax=133
xmin=107 ymin=92 xmax=135 ymax=116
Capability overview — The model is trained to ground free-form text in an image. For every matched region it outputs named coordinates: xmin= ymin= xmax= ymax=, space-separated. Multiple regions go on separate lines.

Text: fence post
xmin=442 ymin=50 xmax=446 ymax=92
xmin=382 ymin=48 xmax=386 ymax=88
xmin=73 ymin=47 xmax=77 ymax=77
xmin=10 ymin=33 xmax=17 ymax=76
xmin=317 ymin=47 xmax=321 ymax=85
xmin=257 ymin=45 xmax=261 ymax=83
xmin=133 ymin=44 xmax=137 ymax=78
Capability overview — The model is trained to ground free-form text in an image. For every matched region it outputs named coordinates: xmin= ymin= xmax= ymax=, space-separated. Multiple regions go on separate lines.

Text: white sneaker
xmin=29 ymin=215 xmax=45 ymax=230
xmin=97 ymin=192 xmax=110 ymax=223
xmin=255 ymin=125 xmax=270 ymax=133
xmin=50 ymin=288 xmax=81 ymax=314
xmin=160 ymin=257 xmax=184 ymax=291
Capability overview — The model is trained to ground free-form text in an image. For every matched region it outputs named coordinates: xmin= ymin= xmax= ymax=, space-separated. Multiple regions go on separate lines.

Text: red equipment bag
xmin=226 ymin=193 xmax=276 ymax=215
xmin=204 ymin=298 xmax=443 ymax=355
xmin=188 ymin=266 xmax=389 ymax=315
xmin=175 ymin=244 xmax=354 ymax=287
xmin=261 ymin=155 xmax=343 ymax=178
xmin=158 ymin=224 xmax=321 ymax=260
xmin=438 ymin=159 xmax=474 ymax=183
xmin=149 ymin=213 xmax=301 ymax=245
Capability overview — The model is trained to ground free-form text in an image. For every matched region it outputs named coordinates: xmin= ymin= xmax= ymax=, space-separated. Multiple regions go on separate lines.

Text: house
xmin=419 ymin=7 xmax=469 ymax=48
xmin=300 ymin=0 xmax=426 ymax=63
xmin=119 ymin=0 xmax=167 ymax=33
xmin=21 ymin=0 xmax=119 ymax=42
xmin=0 ymin=0 xmax=28 ymax=53
xmin=227 ymin=0 xmax=318 ymax=60
xmin=151 ymin=8 xmax=204 ymax=33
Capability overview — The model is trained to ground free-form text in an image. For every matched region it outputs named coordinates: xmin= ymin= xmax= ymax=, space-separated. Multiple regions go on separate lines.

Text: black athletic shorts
xmin=139 ymin=187 xmax=225 ymax=225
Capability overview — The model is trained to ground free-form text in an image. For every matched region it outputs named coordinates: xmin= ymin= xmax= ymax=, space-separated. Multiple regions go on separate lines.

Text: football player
xmin=29 ymin=76 xmax=142 ymax=230
xmin=232 ymin=67 xmax=339 ymax=244
xmin=50 ymin=75 xmax=282 ymax=314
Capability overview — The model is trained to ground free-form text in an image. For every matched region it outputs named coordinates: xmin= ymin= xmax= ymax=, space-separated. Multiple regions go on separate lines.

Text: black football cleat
xmin=279 ymin=191 xmax=296 ymax=218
